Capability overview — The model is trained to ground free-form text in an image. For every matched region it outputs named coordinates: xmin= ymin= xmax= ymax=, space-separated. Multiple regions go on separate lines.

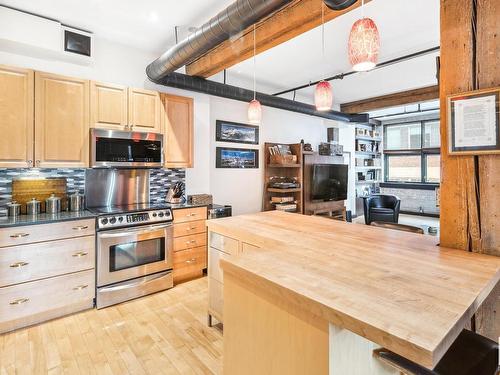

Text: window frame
xmin=384 ymin=119 xmax=440 ymax=185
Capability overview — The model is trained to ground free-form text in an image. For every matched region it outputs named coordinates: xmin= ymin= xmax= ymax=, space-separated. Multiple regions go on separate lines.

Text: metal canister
xmin=26 ymin=198 xmax=41 ymax=216
xmin=7 ymin=201 xmax=21 ymax=217
xmin=45 ymin=194 xmax=61 ymax=214
xmin=69 ymin=192 xmax=84 ymax=212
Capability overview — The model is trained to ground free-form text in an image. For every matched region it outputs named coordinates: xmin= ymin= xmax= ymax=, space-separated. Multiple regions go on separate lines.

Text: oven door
xmin=90 ymin=128 xmax=163 ymax=168
xmin=97 ymin=223 xmax=173 ymax=287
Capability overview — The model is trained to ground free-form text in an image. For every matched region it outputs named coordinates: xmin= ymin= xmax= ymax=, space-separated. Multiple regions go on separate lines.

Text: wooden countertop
xmin=207 ymin=211 xmax=500 ymax=369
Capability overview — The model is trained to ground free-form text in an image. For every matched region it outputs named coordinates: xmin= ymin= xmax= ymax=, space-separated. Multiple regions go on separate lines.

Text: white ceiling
xmin=1 ymin=0 xmax=440 ymax=106
xmin=0 ymin=0 xmax=234 ymax=54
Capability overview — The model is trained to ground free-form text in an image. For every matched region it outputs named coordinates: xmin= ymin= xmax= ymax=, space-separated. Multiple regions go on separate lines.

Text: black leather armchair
xmin=363 ymin=194 xmax=401 ymax=225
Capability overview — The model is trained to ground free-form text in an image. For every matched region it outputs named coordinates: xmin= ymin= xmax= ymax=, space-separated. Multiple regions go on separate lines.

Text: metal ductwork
xmin=146 ymin=0 xmax=292 ymax=81
xmin=154 ymin=72 xmax=368 ymax=123
xmin=323 ymin=0 xmax=358 ymax=11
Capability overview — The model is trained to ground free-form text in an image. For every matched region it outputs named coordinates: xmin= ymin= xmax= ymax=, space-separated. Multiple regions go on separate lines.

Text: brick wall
xmin=380 ymin=187 xmax=439 ymax=215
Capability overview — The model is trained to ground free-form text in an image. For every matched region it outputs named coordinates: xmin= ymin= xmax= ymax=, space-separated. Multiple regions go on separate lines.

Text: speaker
xmin=64 ymin=29 xmax=91 ymax=57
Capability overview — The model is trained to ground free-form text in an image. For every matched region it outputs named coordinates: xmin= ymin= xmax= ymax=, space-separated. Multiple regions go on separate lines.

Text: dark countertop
xmin=0 ymin=210 xmax=97 ymax=228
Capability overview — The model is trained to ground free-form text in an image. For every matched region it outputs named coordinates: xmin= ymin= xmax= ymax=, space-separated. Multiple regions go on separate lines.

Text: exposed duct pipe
xmin=146 ymin=0 xmax=292 ymax=81
xmin=323 ymin=0 xmax=358 ymax=11
xmin=153 ymin=72 xmax=368 ymax=123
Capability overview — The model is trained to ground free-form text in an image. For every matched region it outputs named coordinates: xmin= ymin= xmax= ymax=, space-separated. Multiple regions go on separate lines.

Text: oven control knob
xmin=101 ymin=218 xmax=108 ymax=225
xmin=109 ymin=217 xmax=117 ymax=224
xmin=152 ymin=212 xmax=157 ymax=217
xmin=118 ymin=217 xmax=123 ymax=222
xmin=158 ymin=212 xmax=164 ymax=218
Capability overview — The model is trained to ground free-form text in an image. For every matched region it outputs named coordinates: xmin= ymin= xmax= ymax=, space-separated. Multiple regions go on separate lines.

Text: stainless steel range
xmin=86 ymin=169 xmax=174 ymax=309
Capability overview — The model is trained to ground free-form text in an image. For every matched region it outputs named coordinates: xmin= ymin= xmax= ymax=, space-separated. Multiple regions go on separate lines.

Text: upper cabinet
xmin=0 ymin=65 xmax=34 ymax=168
xmin=128 ymin=88 xmax=162 ymax=133
xmin=34 ymin=72 xmax=89 ymax=168
xmin=161 ymin=94 xmax=194 ymax=168
xmin=90 ymin=84 xmax=162 ymax=133
xmin=90 ymin=81 xmax=128 ymax=131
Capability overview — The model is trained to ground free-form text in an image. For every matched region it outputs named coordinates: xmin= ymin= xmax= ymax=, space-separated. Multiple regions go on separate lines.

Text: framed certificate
xmin=447 ymin=87 xmax=500 ymax=155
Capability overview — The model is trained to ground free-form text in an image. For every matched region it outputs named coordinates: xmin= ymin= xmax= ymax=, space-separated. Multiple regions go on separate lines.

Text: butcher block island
xmin=206 ymin=211 xmax=500 ymax=375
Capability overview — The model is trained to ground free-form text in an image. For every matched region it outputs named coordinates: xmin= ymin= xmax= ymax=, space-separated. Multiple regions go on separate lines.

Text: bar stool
xmin=374 ymin=329 xmax=499 ymax=375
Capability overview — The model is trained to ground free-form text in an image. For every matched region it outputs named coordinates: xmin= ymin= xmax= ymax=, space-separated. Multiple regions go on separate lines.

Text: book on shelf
xmin=271 ymin=196 xmax=295 ymax=203
xmin=275 ymin=203 xmax=297 ymax=212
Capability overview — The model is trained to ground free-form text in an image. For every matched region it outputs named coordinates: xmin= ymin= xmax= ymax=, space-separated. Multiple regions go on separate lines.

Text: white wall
xmin=0 ymin=33 xmax=356 ymax=216
xmin=209 ymin=97 xmax=355 ymax=216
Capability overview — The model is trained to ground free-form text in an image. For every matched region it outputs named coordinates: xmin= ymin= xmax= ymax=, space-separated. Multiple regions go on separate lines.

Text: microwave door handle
xmin=98 ymin=223 xmax=171 ymax=238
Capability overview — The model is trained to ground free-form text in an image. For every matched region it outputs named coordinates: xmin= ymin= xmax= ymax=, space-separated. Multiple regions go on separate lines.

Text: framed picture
xmin=216 ymin=147 xmax=259 ymax=169
xmin=447 ymin=87 xmax=500 ymax=155
xmin=216 ymin=120 xmax=259 ymax=145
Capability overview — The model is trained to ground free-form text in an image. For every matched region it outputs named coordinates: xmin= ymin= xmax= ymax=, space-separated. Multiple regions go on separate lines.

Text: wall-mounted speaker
xmin=63 ymin=28 xmax=91 ymax=57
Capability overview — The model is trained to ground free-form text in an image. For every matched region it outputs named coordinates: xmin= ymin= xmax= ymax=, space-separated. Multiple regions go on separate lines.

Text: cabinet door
xmin=35 ymin=72 xmax=89 ymax=168
xmin=128 ymin=87 xmax=161 ymax=133
xmin=90 ymin=81 xmax=128 ymax=130
xmin=161 ymin=94 xmax=194 ymax=168
xmin=0 ymin=65 xmax=34 ymax=168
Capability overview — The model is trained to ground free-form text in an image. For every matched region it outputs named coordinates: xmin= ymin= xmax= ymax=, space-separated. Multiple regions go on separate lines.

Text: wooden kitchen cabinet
xmin=35 ymin=72 xmax=89 ymax=168
xmin=0 ymin=65 xmax=34 ymax=168
xmin=161 ymin=93 xmax=194 ymax=168
xmin=128 ymin=87 xmax=162 ymax=133
xmin=90 ymin=81 xmax=128 ymax=130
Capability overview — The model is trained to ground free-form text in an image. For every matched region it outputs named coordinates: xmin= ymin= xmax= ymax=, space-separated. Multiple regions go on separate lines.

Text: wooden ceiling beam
xmin=339 ymin=85 xmax=439 ymax=113
xmin=185 ymin=0 xmax=369 ymax=78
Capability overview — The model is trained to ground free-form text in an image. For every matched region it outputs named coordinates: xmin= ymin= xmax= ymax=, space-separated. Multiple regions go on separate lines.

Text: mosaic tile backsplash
xmin=0 ymin=168 xmax=186 ymax=213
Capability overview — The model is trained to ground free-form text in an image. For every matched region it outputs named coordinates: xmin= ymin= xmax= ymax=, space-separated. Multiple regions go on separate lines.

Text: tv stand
xmin=303 ymin=152 xmax=345 ymax=216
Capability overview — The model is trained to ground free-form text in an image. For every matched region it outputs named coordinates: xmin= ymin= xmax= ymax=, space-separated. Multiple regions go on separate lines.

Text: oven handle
xmin=99 ymin=272 xmax=169 ymax=292
xmin=98 ymin=223 xmax=172 ymax=238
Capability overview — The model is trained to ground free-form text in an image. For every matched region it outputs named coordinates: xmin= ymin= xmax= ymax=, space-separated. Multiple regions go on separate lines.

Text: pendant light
xmin=348 ymin=0 xmax=380 ymax=72
xmin=314 ymin=3 xmax=333 ymax=111
xmin=248 ymin=24 xmax=262 ymax=125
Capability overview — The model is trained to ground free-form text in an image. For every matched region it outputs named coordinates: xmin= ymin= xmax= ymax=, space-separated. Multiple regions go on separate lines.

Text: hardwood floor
xmin=0 ymin=277 xmax=223 ymax=375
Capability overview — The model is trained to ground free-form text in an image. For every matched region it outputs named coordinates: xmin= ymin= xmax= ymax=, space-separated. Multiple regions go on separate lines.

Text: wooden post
xmin=440 ymin=0 xmax=500 ymax=339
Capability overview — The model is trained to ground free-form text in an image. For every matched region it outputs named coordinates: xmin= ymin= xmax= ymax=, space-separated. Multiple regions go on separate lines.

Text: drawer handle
xmin=186 ymin=213 xmax=197 ymax=217
xmin=186 ymin=240 xmax=197 ymax=244
xmin=73 ymin=284 xmax=88 ymax=291
xmin=10 ymin=233 xmax=29 ymax=238
xmin=9 ymin=261 xmax=29 ymax=268
xmin=72 ymin=251 xmax=89 ymax=258
xmin=10 ymin=298 xmax=29 ymax=305
xmin=185 ymin=258 xmax=197 ymax=264
xmin=72 ymin=225 xmax=89 ymax=231
xmin=187 ymin=226 xmax=197 ymax=231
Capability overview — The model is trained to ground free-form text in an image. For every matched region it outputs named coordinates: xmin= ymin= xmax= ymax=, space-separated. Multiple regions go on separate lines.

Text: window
xmin=384 ymin=119 xmax=440 ymax=184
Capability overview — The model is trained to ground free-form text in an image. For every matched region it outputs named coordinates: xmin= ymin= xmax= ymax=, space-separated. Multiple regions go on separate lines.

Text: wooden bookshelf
xmin=263 ymin=142 xmax=304 ymax=214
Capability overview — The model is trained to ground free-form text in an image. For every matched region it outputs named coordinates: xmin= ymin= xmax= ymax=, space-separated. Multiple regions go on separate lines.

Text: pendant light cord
xmin=361 ymin=0 xmax=365 ymax=19
xmin=253 ymin=24 xmax=256 ymax=100
xmin=321 ymin=3 xmax=325 ymax=62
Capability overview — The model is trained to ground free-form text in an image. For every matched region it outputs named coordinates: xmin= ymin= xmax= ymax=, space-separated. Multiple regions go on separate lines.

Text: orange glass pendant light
xmin=248 ymin=99 xmax=262 ymax=125
xmin=315 ymin=3 xmax=332 ymax=111
xmin=348 ymin=1 xmax=380 ymax=72
xmin=248 ymin=24 xmax=262 ymax=124
xmin=314 ymin=81 xmax=333 ymax=111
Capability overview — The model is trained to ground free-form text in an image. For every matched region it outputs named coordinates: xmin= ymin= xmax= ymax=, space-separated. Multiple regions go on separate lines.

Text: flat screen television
xmin=311 ymin=164 xmax=348 ymax=201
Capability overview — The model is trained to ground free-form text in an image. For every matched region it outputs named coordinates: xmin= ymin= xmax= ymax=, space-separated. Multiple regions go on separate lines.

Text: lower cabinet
xmin=207 ymin=232 xmax=260 ymax=324
xmin=0 ymin=219 xmax=96 ymax=333
xmin=172 ymin=207 xmax=208 ymax=284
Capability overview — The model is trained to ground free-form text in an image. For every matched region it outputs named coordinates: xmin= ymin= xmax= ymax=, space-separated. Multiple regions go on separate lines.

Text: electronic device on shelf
xmin=268 ymin=176 xmax=300 ymax=189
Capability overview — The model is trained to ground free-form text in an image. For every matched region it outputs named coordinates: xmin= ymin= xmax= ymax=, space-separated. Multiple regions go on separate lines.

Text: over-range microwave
xmin=90 ymin=128 xmax=163 ymax=168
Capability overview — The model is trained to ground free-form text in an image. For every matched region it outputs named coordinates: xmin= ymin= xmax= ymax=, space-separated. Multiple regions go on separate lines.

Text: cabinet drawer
xmin=0 ymin=270 xmax=95 ymax=333
xmin=241 ymin=242 xmax=260 ymax=254
xmin=208 ymin=247 xmax=229 ymax=283
xmin=173 ymin=220 xmax=206 ymax=238
xmin=209 ymin=232 xmax=238 ymax=255
xmin=173 ymin=207 xmax=207 ymax=224
xmin=173 ymin=233 xmax=206 ymax=252
xmin=173 ymin=246 xmax=207 ymax=280
xmin=0 ymin=236 xmax=95 ymax=287
xmin=0 ymin=219 xmax=95 ymax=248
xmin=209 ymin=278 xmax=223 ymax=322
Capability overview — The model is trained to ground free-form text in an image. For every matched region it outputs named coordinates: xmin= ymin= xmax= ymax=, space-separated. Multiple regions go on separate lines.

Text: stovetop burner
xmin=87 ymin=203 xmax=171 ymax=215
